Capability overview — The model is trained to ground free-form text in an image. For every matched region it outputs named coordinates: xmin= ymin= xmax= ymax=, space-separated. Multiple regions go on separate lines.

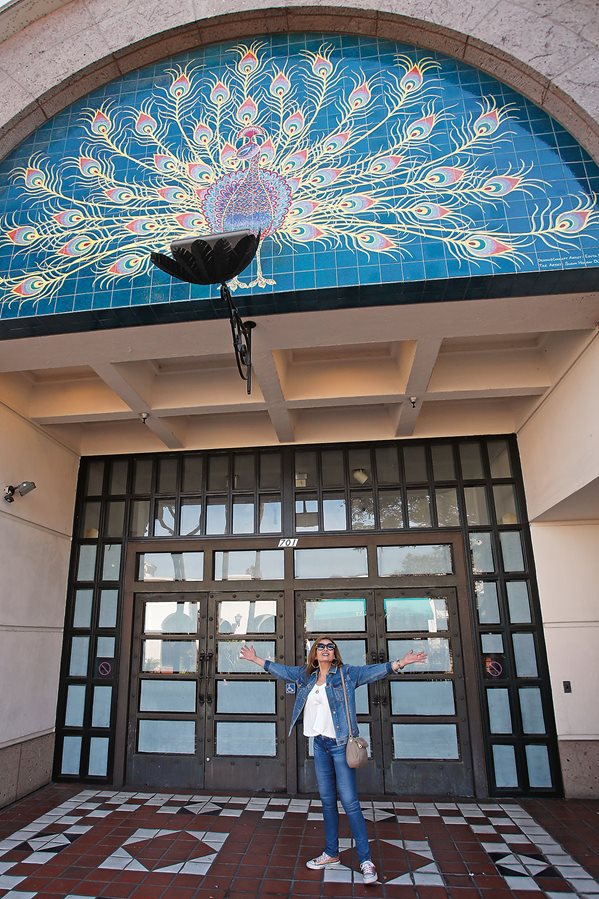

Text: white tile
xmin=263 ymin=811 xmax=285 ymax=819
xmin=503 ymin=876 xmax=541 ymax=890
xmin=0 ymin=877 xmax=26 ymax=890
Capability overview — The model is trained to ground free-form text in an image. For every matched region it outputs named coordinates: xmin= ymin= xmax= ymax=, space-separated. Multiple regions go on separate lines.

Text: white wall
xmin=530 ymin=522 xmax=599 ymax=742
xmin=0 ymin=403 xmax=79 ymax=749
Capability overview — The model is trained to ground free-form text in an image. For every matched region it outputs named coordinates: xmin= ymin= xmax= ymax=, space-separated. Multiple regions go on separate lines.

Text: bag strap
xmin=339 ymin=666 xmax=356 ymax=738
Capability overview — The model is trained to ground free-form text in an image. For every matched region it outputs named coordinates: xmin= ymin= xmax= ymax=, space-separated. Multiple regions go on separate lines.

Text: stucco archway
xmin=0 ymin=0 xmax=598 ymax=163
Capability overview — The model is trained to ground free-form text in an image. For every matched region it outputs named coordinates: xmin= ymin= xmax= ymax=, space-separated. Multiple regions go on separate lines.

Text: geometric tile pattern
xmin=0 ymin=786 xmax=598 ymax=897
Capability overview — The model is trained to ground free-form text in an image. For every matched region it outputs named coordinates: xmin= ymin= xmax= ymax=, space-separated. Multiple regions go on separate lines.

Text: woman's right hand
xmin=239 ymin=643 xmax=264 ymax=667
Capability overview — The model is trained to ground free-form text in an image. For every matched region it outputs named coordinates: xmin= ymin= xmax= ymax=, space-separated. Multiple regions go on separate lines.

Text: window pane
xmin=379 ymin=490 xmax=403 ymax=528
xmin=488 ymin=439 xmax=512 ymax=478
xmin=232 ymin=497 xmax=255 ymax=534
xmin=493 ymin=485 xmax=519 ymax=524
xmin=216 ymin=722 xmax=276 ymax=756
xmin=140 ymin=680 xmax=196 ymax=712
xmin=481 ymin=633 xmax=504 ymax=653
xmin=348 ymin=449 xmax=372 ymax=487
xmin=259 ymin=453 xmax=281 ymax=489
xmin=154 ymin=499 xmax=176 ymax=536
xmin=133 ymin=459 xmax=153 ymax=494
xmin=234 ymin=454 xmax=255 ymax=490
xmin=130 ymin=500 xmax=150 ymax=537
xmin=506 ymin=582 xmax=531 ymax=623
xmin=323 ymin=494 xmax=347 ymax=530
xmin=487 ymin=689 xmax=512 ymax=733
xmin=500 ymin=532 xmax=525 ymax=571
xmin=305 ymin=598 xmax=366 ymax=633
xmin=519 ymin=687 xmax=546 ymax=734
xmin=109 ymin=460 xmax=128 ymax=494
xmin=214 ymin=550 xmax=284 ymax=581
xmin=65 ymin=685 xmax=86 ymax=727
xmin=378 ymin=544 xmax=453 ymax=576
xmin=385 ymin=597 xmax=448 ymax=633
xmin=91 ymin=685 xmax=112 ymax=727
xmin=157 ymin=458 xmax=178 ymax=493
xmin=475 ymin=581 xmax=500 ymax=624
xmin=88 ymin=737 xmax=109 ymax=776
xmin=391 ymin=681 xmax=455 ymax=716
xmin=295 ymin=547 xmax=368 ymax=579
xmin=142 ymin=640 xmax=197 ymax=673
xmin=138 ymin=720 xmax=195 ymax=754
xmin=77 ymin=545 xmax=97 ymax=581
xmin=513 ymin=633 xmax=538 ymax=677
xmin=435 ymin=487 xmax=459 ymax=526
xmin=321 ymin=450 xmax=344 ymax=487
xmin=144 ymin=602 xmax=198 ymax=634
xmin=138 ymin=552 xmax=203 ymax=582
xmin=217 ymin=640 xmax=274 ymax=673
xmin=351 ymin=492 xmax=374 ymax=529
xmin=98 ymin=590 xmax=118 ymax=628
xmin=73 ymin=589 xmax=93 ymax=628
xmin=464 ymin=486 xmax=490 ymax=525
xmin=393 ymin=724 xmax=458 ymax=759
xmin=259 ymin=495 xmax=281 ymax=533
xmin=218 ymin=599 xmax=276 ymax=634
xmin=403 ymin=445 xmax=427 ymax=482
xmin=375 ymin=446 xmax=400 ymax=484
xmin=105 ymin=501 xmax=125 ymax=537
xmin=81 ymin=501 xmax=100 ymax=538
xmin=296 ymin=496 xmax=318 ymax=531
xmin=295 ymin=451 xmax=318 ymax=488
xmin=182 ymin=456 xmax=203 ymax=493
xmin=459 ymin=442 xmax=484 ymax=479
xmin=61 ymin=736 xmax=82 ymax=775
xmin=406 ymin=489 xmax=431 ymax=527
xmin=180 ymin=499 xmax=202 ymax=536
xmin=388 ymin=638 xmax=452 ymax=673
xmin=492 ymin=744 xmax=518 ymax=787
xmin=69 ymin=636 xmax=89 ymax=676
xmin=469 ymin=533 xmax=495 ymax=573
xmin=96 ymin=636 xmax=115 ymax=657
xmin=85 ymin=461 xmax=104 ymax=495
xmin=525 ymin=744 xmax=552 ymax=787
xmin=102 ymin=544 xmax=121 ymax=581
xmin=206 ymin=497 xmax=227 ymax=534
xmin=208 ymin=455 xmax=229 ymax=491
xmin=217 ymin=681 xmax=275 ymax=714
xmin=431 ymin=444 xmax=455 ymax=481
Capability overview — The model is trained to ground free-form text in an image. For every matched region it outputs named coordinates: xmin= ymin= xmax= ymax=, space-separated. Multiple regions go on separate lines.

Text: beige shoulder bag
xmin=339 ymin=666 xmax=369 ymax=768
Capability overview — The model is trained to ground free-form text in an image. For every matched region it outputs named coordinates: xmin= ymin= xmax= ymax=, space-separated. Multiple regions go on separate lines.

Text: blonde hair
xmin=306 ymin=635 xmax=344 ymax=670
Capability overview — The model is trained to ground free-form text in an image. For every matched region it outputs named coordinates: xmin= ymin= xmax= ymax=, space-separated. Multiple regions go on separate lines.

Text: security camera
xmin=3 ymin=481 xmax=36 ymax=503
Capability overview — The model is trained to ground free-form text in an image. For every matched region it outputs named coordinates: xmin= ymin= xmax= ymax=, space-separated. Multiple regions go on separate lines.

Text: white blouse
xmin=303 ymin=682 xmax=336 ymax=738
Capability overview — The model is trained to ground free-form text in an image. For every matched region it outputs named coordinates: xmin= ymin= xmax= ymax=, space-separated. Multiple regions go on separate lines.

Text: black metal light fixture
xmin=151 ymin=230 xmax=260 ymax=394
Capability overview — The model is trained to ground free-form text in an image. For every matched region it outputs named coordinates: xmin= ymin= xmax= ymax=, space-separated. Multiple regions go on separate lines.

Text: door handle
xmin=371 ymin=651 xmax=378 ymax=663
xmin=198 ymin=650 xmax=206 ymax=674
xmin=378 ymin=651 xmax=385 ymax=663
xmin=205 ymin=651 xmax=214 ymax=705
xmin=372 ymin=683 xmax=381 ymax=706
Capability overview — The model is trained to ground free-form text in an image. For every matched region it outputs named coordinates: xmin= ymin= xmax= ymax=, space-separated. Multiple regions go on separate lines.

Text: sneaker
xmin=306 ymin=852 xmax=341 ymax=870
xmin=360 ymin=860 xmax=378 ymax=885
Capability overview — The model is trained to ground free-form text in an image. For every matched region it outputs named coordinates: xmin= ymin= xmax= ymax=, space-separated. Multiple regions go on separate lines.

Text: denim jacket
xmin=264 ymin=659 xmax=394 ymax=746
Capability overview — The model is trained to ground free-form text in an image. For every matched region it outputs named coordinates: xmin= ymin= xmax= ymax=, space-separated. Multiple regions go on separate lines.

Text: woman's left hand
xmin=393 ymin=650 xmax=427 ymax=671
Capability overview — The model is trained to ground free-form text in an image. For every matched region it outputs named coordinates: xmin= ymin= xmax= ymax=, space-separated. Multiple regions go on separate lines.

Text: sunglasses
xmin=316 ymin=642 xmax=336 ymax=651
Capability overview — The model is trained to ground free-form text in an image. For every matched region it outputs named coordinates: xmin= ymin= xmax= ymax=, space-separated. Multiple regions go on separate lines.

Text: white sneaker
xmin=306 ymin=852 xmax=341 ymax=870
xmin=360 ymin=860 xmax=378 ymax=885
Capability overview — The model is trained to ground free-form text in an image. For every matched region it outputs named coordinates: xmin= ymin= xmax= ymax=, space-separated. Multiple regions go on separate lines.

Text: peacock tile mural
xmin=0 ymin=32 xmax=597 ymax=324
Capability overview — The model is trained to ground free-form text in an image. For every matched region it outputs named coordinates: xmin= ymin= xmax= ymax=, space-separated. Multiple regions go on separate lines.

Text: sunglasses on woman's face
xmin=316 ymin=642 xmax=336 ymax=651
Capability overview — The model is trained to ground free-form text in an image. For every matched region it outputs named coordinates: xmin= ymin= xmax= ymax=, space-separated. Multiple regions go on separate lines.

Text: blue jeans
xmin=313 ymin=735 xmax=371 ymax=864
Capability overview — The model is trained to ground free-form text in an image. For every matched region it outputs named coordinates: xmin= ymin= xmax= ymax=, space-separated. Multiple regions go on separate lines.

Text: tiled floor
xmin=0 ymin=785 xmax=598 ymax=897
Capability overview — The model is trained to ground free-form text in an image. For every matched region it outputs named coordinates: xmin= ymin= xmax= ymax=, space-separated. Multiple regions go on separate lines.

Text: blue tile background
xmin=0 ymin=33 xmax=598 ymax=323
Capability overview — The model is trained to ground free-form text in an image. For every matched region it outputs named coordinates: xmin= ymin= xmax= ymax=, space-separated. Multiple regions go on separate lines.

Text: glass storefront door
xmin=296 ymin=588 xmax=473 ymax=796
xmin=126 ymin=589 xmax=286 ymax=790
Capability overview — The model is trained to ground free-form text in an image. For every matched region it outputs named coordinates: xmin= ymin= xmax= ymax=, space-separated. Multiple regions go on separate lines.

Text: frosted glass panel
xmin=464 ymin=486 xmax=490 ymax=525
xmin=69 ymin=636 xmax=90 ymax=676
xmin=61 ymin=736 xmax=82 ymax=775
xmin=500 ymin=531 xmax=525 ymax=571
xmin=138 ymin=720 xmax=195 ymax=754
xmin=391 ymin=681 xmax=455 ymax=716
xmin=393 ymin=724 xmax=458 ymax=759
xmin=507 ymin=582 xmax=531 ymax=623
xmin=98 ymin=590 xmax=118 ymax=628
xmin=475 ymin=581 xmax=500 ymax=624
xmin=487 ymin=689 xmax=512 ymax=734
xmin=91 ymin=686 xmax=112 ymax=727
xmin=140 ymin=680 xmax=196 ymax=712
xmin=493 ymin=485 xmax=519 ymax=524
xmin=519 ymin=687 xmax=546 ymax=734
xmin=388 ymin=638 xmax=451 ymax=673
xmin=102 ymin=544 xmax=121 ymax=581
xmin=214 ymin=550 xmax=283 ymax=581
xmin=138 ymin=552 xmax=203 ymax=581
xmin=77 ymin=545 xmax=96 ymax=581
xmin=73 ymin=589 xmax=93 ymax=628
xmin=513 ymin=633 xmax=538 ymax=677
xmin=305 ymin=598 xmax=366 ymax=633
xmin=378 ymin=544 xmax=452 ymax=576
xmin=492 ymin=744 xmax=518 ymax=787
xmin=217 ymin=681 xmax=275 ymax=714
xmin=295 ymin=547 xmax=368 ymax=579
xmin=218 ymin=599 xmax=276 ymax=634
xmin=470 ymin=533 xmax=495 ymax=573
xmin=323 ymin=495 xmax=347 ymax=530
xmin=406 ymin=490 xmax=431 ymax=527
xmin=216 ymin=722 xmax=276 ymax=756
xmin=525 ymin=744 xmax=552 ymax=787
xmin=436 ymin=488 xmax=459 ymax=526
xmin=218 ymin=640 xmax=274 ymax=673
xmin=385 ymin=597 xmax=448 ymax=633
xmin=142 ymin=640 xmax=197 ymax=673
xmin=144 ymin=602 xmax=198 ymax=634
xmin=65 ymin=685 xmax=86 ymax=727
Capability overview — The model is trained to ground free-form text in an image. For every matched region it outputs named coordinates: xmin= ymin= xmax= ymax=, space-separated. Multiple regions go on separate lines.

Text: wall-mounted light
xmin=409 ymin=396 xmax=418 ymax=409
xmin=351 ymin=468 xmax=369 ymax=485
xmin=4 ymin=481 xmax=37 ymax=503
